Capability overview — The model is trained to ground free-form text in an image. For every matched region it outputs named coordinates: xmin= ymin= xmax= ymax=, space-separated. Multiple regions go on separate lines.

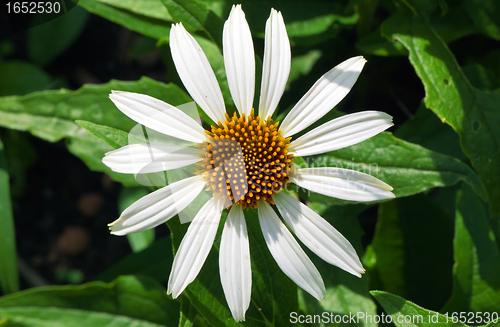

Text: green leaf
xmin=66 ymin=131 xmax=140 ymax=186
xmin=287 ymin=50 xmax=322 ymax=89
xmin=298 ymin=205 xmax=377 ymax=327
xmin=27 ymin=6 xmax=89 ymax=66
xmin=1 ymin=130 xmax=37 ymax=198
xmin=464 ymin=0 xmax=500 ymax=40
xmin=240 ymin=1 xmax=359 ymax=46
xmin=429 ymin=4 xmax=479 ymax=43
xmin=305 ymin=132 xmax=486 ymax=206
xmin=161 ymin=0 xmax=223 ymax=45
xmin=97 ymin=237 xmax=173 ymax=284
xmin=0 ymin=275 xmax=179 ymax=326
xmin=0 ymin=61 xmax=53 ymax=96
xmin=356 ymin=5 xmax=477 ymax=57
xmin=126 ymin=229 xmax=155 ymax=254
xmin=119 ymin=187 xmax=155 ymax=252
xmin=485 ymin=318 xmax=500 ymax=327
xmin=78 ymin=0 xmax=171 ymax=39
xmin=443 ymin=183 xmax=500 ymax=313
xmin=356 ymin=27 xmax=407 ymax=56
xmin=381 ymin=6 xmax=500 ymax=215
xmin=0 ymin=77 xmax=192 ymax=186
xmin=462 ymin=64 xmax=500 ymax=91
xmin=94 ymin=0 xmax=172 ymax=21
xmin=285 ymin=11 xmax=358 ymax=46
xmin=371 ymin=291 xmax=468 ymax=327
xmin=76 ymin=121 xmax=132 ymax=149
xmin=395 ymin=103 xmax=467 ymax=162
xmin=0 ymin=138 xmax=19 ymax=295
xmin=179 ymin=295 xmax=198 ymax=327
xmin=366 ymin=194 xmax=454 ymax=311
xmin=0 ymin=77 xmax=188 ymax=141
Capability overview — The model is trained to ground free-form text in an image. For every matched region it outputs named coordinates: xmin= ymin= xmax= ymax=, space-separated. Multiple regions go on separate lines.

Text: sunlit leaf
xmin=382 ymin=6 xmax=500 ymax=215
xmin=76 ymin=121 xmax=131 ymax=150
xmin=371 ymin=291 xmax=468 ymax=327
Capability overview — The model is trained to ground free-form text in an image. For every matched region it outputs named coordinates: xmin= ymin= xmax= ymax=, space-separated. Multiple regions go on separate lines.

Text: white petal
xmin=170 ymin=23 xmax=226 ymax=124
xmin=223 ymin=5 xmax=255 ymax=117
xmin=103 ymin=143 xmax=203 ymax=174
xmin=274 ymin=192 xmax=364 ymax=277
xmin=220 ymin=205 xmax=251 ymax=322
xmin=168 ymin=196 xmax=225 ymax=298
xmin=280 ymin=56 xmax=367 ymax=138
xmin=257 ymin=200 xmax=325 ymax=300
xmin=109 ymin=91 xmax=206 ymax=143
xmin=258 ymin=9 xmax=290 ymax=120
xmin=290 ymin=167 xmax=395 ymax=202
xmin=289 ymin=111 xmax=393 ymax=156
xmin=109 ymin=175 xmax=206 ymax=235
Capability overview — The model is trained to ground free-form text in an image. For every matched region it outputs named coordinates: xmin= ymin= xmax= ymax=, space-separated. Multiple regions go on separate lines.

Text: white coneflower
xmin=102 ymin=4 xmax=394 ymax=322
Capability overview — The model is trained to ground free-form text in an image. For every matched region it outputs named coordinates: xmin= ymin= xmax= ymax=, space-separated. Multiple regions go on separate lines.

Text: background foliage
xmin=0 ymin=0 xmax=499 ymax=326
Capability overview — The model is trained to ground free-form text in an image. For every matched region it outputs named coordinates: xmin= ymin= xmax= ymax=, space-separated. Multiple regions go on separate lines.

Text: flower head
xmin=103 ymin=4 xmax=394 ymax=322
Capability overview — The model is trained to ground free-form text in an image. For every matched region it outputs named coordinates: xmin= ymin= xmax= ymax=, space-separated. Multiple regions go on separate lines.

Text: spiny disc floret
xmin=196 ymin=111 xmax=293 ymax=209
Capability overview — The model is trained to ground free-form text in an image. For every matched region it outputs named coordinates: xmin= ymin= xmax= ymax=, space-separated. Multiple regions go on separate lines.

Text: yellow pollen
xmin=195 ymin=110 xmax=293 ymax=209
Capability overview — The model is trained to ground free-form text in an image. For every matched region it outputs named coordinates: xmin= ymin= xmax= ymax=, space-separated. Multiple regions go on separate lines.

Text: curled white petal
xmin=109 ymin=91 xmax=207 ymax=143
xmin=258 ymin=8 xmax=290 ymax=120
xmin=257 ymin=200 xmax=325 ymax=300
xmin=170 ymin=23 xmax=226 ymax=124
xmin=274 ymin=192 xmax=364 ymax=277
xmin=167 ymin=196 xmax=225 ymax=298
xmin=289 ymin=111 xmax=393 ymax=157
xmin=280 ymin=56 xmax=367 ymax=137
xmin=290 ymin=167 xmax=395 ymax=202
xmin=103 ymin=143 xmax=203 ymax=174
xmin=223 ymin=5 xmax=255 ymax=117
xmin=220 ymin=205 xmax=251 ymax=322
xmin=109 ymin=175 xmax=206 ymax=235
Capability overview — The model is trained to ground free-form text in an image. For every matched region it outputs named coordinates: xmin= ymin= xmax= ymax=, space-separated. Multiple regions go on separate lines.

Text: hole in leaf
xmin=443 ymin=78 xmax=449 ymax=85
